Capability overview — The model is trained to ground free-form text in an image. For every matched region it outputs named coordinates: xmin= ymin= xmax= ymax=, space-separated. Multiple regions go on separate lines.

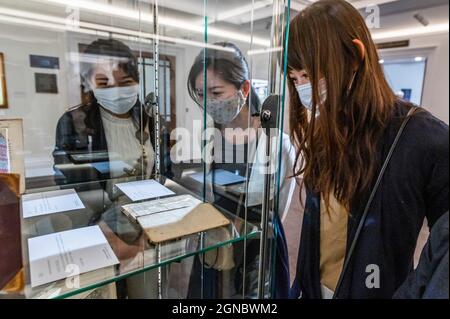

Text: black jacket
xmin=291 ymin=102 xmax=449 ymax=299
xmin=394 ymin=212 xmax=449 ymax=299
xmin=52 ymin=101 xmax=172 ymax=244
xmin=53 ymin=100 xmax=171 ymax=182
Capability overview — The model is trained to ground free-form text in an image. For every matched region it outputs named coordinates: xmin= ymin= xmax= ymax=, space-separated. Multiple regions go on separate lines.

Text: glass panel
xmin=176 ymin=0 xmax=291 ymax=299
xmin=0 ymin=0 xmax=158 ymax=299
xmin=21 ymin=178 xmax=258 ymax=299
xmin=381 ymin=56 xmax=427 ymax=105
xmin=0 ymin=0 xmax=291 ymax=299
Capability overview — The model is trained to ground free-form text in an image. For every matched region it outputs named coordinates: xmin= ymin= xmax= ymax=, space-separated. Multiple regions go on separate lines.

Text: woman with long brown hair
xmin=288 ymin=0 xmax=448 ymax=299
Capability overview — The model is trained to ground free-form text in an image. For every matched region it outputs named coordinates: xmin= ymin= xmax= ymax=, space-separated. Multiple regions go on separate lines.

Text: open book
xmin=121 ymin=195 xmax=230 ymax=244
xmin=28 ymin=226 xmax=119 ymax=288
xmin=28 ymin=266 xmax=117 ymax=299
xmin=121 ymin=194 xmax=201 ymax=222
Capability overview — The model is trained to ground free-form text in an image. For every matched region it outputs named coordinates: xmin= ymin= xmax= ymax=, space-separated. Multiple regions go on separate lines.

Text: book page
xmin=0 ymin=127 xmax=9 ymax=173
xmin=22 ymin=188 xmax=85 ymax=219
xmin=122 ymin=194 xmax=201 ymax=220
xmin=0 ymin=119 xmax=25 ymax=193
xmin=28 ymin=226 xmax=119 ymax=288
xmin=115 ymin=179 xmax=175 ymax=201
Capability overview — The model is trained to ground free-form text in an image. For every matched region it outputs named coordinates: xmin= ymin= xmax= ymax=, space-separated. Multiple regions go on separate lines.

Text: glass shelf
xmin=21 ymin=178 xmax=260 ymax=299
xmin=1 ymin=0 xmax=291 ymax=299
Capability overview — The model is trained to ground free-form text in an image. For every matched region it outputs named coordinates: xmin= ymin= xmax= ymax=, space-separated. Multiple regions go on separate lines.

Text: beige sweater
xmin=320 ymin=193 xmax=348 ymax=293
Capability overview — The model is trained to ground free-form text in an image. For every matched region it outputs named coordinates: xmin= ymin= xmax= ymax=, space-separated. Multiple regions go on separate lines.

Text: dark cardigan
xmin=394 ymin=211 xmax=449 ymax=299
xmin=291 ymin=101 xmax=449 ymax=299
xmin=53 ymin=100 xmax=171 ymax=180
xmin=52 ymin=100 xmax=172 ymax=245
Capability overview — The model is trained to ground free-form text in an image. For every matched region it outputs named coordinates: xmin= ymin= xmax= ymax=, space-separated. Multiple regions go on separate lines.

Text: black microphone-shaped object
xmin=260 ymin=94 xmax=280 ymax=130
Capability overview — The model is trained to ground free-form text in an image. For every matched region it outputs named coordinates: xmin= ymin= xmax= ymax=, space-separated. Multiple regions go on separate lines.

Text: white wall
xmin=0 ymin=21 xmax=259 ymax=172
xmin=377 ymin=4 xmax=449 ymax=123
xmin=379 ymin=33 xmax=449 ymax=124
xmin=0 ymin=24 xmax=70 ymax=174
xmin=420 ymin=34 xmax=449 ymax=123
xmin=0 ymin=21 xmax=203 ymax=174
xmin=383 ymin=61 xmax=426 ymax=105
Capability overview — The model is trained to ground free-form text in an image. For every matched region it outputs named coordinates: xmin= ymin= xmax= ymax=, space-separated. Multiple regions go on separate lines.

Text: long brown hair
xmin=288 ymin=0 xmax=397 ymax=210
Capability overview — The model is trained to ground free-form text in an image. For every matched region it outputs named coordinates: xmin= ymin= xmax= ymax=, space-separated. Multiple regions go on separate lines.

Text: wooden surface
xmin=143 ymin=203 xmax=230 ymax=244
xmin=0 ymin=173 xmax=23 ymax=290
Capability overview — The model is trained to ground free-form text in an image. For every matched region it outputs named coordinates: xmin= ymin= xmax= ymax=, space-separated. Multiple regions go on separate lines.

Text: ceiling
xmin=373 ymin=0 xmax=449 ymax=16
xmin=127 ymin=0 xmax=450 ymax=41
xmin=0 ymin=0 xmax=448 ymax=49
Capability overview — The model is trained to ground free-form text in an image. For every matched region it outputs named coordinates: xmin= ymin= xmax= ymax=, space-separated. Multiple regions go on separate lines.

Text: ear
xmin=352 ymin=39 xmax=366 ymax=62
xmin=241 ymin=80 xmax=251 ymax=99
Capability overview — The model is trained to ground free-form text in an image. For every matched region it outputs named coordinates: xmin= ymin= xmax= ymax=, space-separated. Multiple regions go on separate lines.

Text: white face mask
xmin=93 ymin=84 xmax=139 ymax=115
xmin=295 ymin=78 xmax=327 ymax=115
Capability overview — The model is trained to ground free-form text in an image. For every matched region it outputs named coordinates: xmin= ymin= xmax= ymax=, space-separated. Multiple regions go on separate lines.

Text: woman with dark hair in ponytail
xmin=185 ymin=42 xmax=296 ymax=298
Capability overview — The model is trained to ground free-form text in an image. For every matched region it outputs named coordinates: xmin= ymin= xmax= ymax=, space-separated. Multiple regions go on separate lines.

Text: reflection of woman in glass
xmin=53 ymin=39 xmax=167 ymax=298
xmin=54 ymin=39 xmax=156 ymax=178
xmin=186 ymin=42 xmax=296 ymax=298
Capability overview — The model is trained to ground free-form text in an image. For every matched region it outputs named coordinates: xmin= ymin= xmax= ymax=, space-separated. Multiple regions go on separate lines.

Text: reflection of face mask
xmin=295 ymin=79 xmax=327 ymax=115
xmin=93 ymin=84 xmax=139 ymax=115
xmin=205 ymin=91 xmax=245 ymax=125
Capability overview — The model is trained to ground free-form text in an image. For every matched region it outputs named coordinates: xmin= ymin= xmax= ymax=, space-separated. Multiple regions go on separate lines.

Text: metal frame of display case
xmin=257 ymin=0 xmax=291 ymax=299
xmin=155 ymin=0 xmax=291 ymax=300
xmin=19 ymin=178 xmax=261 ymax=299
xmin=6 ymin=0 xmax=293 ymax=300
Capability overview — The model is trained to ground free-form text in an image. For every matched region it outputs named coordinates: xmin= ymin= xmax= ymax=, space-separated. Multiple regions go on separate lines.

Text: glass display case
xmin=0 ymin=0 xmax=293 ymax=299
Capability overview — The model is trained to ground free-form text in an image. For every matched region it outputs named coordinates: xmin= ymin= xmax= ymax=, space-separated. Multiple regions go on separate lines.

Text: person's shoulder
xmin=58 ymin=103 xmax=84 ymax=120
xmin=281 ymin=131 xmax=293 ymax=144
xmin=66 ymin=103 xmax=86 ymax=113
xmin=395 ymin=102 xmax=449 ymax=156
xmin=412 ymin=108 xmax=448 ymax=156
xmin=411 ymin=106 xmax=448 ymax=134
xmin=56 ymin=103 xmax=95 ymax=135
xmin=281 ymin=132 xmax=295 ymax=151
xmin=56 ymin=108 xmax=73 ymax=126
